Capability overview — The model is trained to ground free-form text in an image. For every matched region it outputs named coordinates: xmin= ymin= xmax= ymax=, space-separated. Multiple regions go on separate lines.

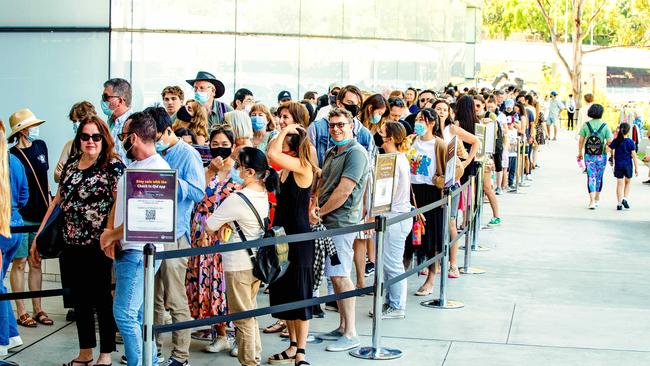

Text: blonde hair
xmin=0 ymin=121 xmax=11 ymax=238
xmin=384 ymin=121 xmax=411 ymax=153
xmin=224 ymin=110 xmax=253 ymax=140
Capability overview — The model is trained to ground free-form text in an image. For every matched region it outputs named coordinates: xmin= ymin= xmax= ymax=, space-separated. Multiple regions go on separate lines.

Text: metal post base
xmin=0 ymin=360 xmax=19 ymax=366
xmin=459 ymin=266 xmax=486 ymax=274
xmin=350 ymin=346 xmax=403 ymax=360
xmin=420 ymin=299 xmax=464 ymax=309
xmin=471 ymin=245 xmax=490 ymax=252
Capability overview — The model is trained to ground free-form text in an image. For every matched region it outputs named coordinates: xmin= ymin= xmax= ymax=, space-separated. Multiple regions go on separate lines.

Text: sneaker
xmin=162 ymin=357 xmax=189 ymax=366
xmin=595 ymin=201 xmax=600 ymax=208
xmin=507 ymin=185 xmax=517 ymax=192
xmin=66 ymin=309 xmax=76 ymax=321
xmin=382 ymin=306 xmax=406 ymax=319
xmin=643 ymin=179 xmax=650 ymax=184
xmin=229 ymin=344 xmax=238 ymax=357
xmin=324 ymin=301 xmax=339 ymax=312
xmin=622 ymin=199 xmax=630 ymax=209
xmin=525 ymin=175 xmax=533 ymax=181
xmin=588 ymin=202 xmax=596 ymax=210
xmin=121 ymin=352 xmax=164 ymax=364
xmin=191 ymin=329 xmax=213 ymax=341
xmin=204 ymin=336 xmax=232 ymax=353
xmin=487 ymin=217 xmax=501 ymax=227
xmin=494 ymin=187 xmax=502 ymax=195
xmin=0 ymin=345 xmax=7 ymax=356
xmin=312 ymin=304 xmax=325 ymax=318
xmin=364 ymin=262 xmax=375 ymax=277
xmin=368 ymin=304 xmax=389 ymax=317
xmin=448 ymin=265 xmax=459 ymax=279
xmin=325 ymin=335 xmax=360 ymax=352
xmin=8 ymin=336 xmax=23 ymax=350
xmin=617 ymin=204 xmax=623 ymax=211
xmin=519 ymin=181 xmax=531 ymax=187
xmin=316 ymin=328 xmax=344 ymax=341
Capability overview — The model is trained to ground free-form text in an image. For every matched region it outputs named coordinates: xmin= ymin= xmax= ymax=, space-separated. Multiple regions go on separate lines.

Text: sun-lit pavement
xmin=5 ymin=130 xmax=650 ymax=366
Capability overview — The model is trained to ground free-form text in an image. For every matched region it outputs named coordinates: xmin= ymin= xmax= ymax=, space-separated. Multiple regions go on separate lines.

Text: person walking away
xmin=547 ymin=91 xmax=565 ymax=141
xmin=577 ymin=104 xmax=613 ymax=209
xmin=608 ymin=123 xmax=638 ymax=210
xmin=566 ymin=94 xmax=576 ymax=130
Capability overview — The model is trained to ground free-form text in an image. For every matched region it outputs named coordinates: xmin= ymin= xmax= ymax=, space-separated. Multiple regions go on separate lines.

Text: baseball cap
xmin=277 ymin=90 xmax=292 ymax=102
xmin=550 ymin=91 xmax=558 ymax=96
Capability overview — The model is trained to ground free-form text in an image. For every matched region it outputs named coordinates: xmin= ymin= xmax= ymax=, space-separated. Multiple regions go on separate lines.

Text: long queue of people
xmin=0 ymin=72 xmax=550 ymax=366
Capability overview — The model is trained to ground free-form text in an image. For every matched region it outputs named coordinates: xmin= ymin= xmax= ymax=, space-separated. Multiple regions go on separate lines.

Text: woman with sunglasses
xmin=31 ymin=115 xmax=125 ymax=366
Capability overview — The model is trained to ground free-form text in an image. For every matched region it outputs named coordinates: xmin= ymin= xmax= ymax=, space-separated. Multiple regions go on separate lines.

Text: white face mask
xmin=244 ymin=104 xmax=252 ymax=113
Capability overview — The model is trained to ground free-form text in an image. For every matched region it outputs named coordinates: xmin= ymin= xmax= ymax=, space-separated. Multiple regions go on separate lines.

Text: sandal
xmin=263 ymin=320 xmax=286 ymax=334
xmin=414 ymin=286 xmax=432 ymax=296
xmin=268 ymin=341 xmax=297 ymax=364
xmin=34 ymin=311 xmax=54 ymax=325
xmin=280 ymin=328 xmax=289 ymax=338
xmin=295 ymin=348 xmax=311 ymax=366
xmin=63 ymin=359 xmax=93 ymax=366
xmin=17 ymin=313 xmax=37 ymax=327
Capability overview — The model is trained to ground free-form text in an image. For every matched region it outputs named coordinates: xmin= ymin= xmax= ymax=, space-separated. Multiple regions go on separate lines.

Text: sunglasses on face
xmin=328 ymin=122 xmax=349 ymax=130
xmin=80 ymin=133 xmax=103 ymax=142
xmin=420 ymin=98 xmax=433 ymax=104
xmin=101 ymin=94 xmax=121 ymax=102
xmin=117 ymin=132 xmax=132 ymax=141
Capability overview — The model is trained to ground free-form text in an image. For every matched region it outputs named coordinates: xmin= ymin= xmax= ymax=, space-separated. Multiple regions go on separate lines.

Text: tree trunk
xmin=572 ymin=1 xmax=583 ymax=110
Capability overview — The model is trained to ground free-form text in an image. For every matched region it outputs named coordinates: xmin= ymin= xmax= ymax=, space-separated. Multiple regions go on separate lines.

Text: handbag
xmin=410 ymin=188 xmax=426 ymax=246
xmin=233 ymin=192 xmax=290 ymax=284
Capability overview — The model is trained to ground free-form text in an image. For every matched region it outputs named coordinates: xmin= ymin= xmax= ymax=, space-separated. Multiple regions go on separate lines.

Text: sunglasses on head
xmin=80 ymin=133 xmax=103 ymax=142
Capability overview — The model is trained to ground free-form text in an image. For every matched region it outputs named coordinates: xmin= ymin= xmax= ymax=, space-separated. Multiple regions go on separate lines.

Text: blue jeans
xmin=113 ymin=249 xmax=159 ymax=366
xmin=0 ymin=216 xmax=23 ymax=346
xmin=383 ymin=214 xmax=411 ymax=310
xmin=508 ymin=156 xmax=517 ymax=186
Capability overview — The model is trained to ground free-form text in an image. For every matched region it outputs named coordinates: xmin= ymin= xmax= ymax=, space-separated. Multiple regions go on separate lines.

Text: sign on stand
xmin=370 ymin=153 xmax=397 ymax=216
xmin=475 ymin=124 xmax=486 ymax=162
xmin=445 ymin=137 xmax=458 ymax=189
xmin=124 ymin=169 xmax=177 ymax=244
xmin=484 ymin=121 xmax=497 ymax=154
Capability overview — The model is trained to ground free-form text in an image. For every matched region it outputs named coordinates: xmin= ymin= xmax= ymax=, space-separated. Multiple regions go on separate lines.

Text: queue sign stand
xmin=470 ymin=125 xmax=490 ymax=252
xmin=123 ymin=169 xmax=178 ymax=366
xmin=352 ymin=154 xmax=403 ymax=360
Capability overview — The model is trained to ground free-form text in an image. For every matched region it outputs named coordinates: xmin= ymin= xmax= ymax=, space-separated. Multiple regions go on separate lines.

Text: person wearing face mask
xmin=55 ymin=101 xmax=98 ymax=183
xmin=404 ymin=108 xmax=448 ymax=296
xmin=232 ymin=88 xmax=255 ymax=113
xmin=315 ymin=83 xmax=341 ymax=121
xmin=172 ymin=100 xmax=208 ymax=145
xmin=186 ymin=71 xmax=233 ymax=129
xmin=307 ymin=85 xmax=374 ymax=167
xmin=387 ymin=97 xmax=414 ymax=135
xmin=8 ymin=109 xmax=54 ymax=329
xmin=100 ymin=112 xmax=170 ymax=366
xmin=250 ymin=103 xmax=279 ymax=153
xmin=186 ymin=125 xmax=240 ymax=353
xmin=143 ymin=107 xmax=205 ymax=366
xmin=102 ymin=78 xmax=133 ymax=163
xmin=360 ymin=94 xmax=389 ymax=152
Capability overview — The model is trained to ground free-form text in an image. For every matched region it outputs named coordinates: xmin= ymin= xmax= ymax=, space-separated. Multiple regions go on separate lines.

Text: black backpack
xmin=585 ymin=122 xmax=607 ymax=156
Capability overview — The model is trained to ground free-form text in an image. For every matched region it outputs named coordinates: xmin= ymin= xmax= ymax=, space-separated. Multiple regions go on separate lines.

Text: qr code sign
xmin=145 ymin=209 xmax=156 ymax=221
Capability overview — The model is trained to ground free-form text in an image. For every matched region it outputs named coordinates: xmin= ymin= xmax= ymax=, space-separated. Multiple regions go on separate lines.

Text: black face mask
xmin=343 ymin=103 xmax=359 ymax=117
xmin=176 ymin=106 xmax=192 ymax=122
xmin=210 ymin=146 xmax=232 ymax=160
xmin=328 ymin=95 xmax=337 ymax=106
xmin=123 ymin=135 xmax=135 ymax=161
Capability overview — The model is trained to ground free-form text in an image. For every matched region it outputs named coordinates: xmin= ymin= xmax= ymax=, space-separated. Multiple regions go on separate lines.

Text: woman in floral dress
xmin=186 ymin=126 xmax=241 ymax=353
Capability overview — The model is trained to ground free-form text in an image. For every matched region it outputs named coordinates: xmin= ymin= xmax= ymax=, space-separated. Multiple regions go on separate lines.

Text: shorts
xmin=547 ymin=115 xmax=558 ymax=125
xmin=494 ymin=153 xmax=503 ymax=172
xmin=614 ymin=165 xmax=633 ymax=179
xmin=15 ymin=219 xmax=39 ymax=259
xmin=325 ymin=232 xmax=356 ymax=277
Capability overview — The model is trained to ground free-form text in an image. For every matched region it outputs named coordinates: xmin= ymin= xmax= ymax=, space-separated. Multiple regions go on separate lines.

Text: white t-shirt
xmin=206 ymin=187 xmax=269 ymax=272
xmin=114 ymin=154 xmax=171 ymax=252
xmin=409 ymin=138 xmax=437 ymax=186
xmin=391 ymin=153 xmax=411 ymax=213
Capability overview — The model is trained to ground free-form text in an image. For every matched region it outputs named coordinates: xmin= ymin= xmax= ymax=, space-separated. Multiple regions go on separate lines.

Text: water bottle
xmin=577 ymin=157 xmax=585 ymax=171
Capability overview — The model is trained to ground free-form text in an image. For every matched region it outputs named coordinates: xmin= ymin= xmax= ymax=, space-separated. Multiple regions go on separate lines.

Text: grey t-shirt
xmin=318 ymin=141 xmax=369 ymax=229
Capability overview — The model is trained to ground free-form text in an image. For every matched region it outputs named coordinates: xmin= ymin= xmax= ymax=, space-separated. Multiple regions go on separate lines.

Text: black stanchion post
xmin=351 ymin=215 xmax=403 ymax=360
xmin=460 ymin=177 xmax=485 ymax=275
xmin=142 ymin=243 xmax=156 ymax=366
xmin=421 ymin=190 xmax=464 ymax=309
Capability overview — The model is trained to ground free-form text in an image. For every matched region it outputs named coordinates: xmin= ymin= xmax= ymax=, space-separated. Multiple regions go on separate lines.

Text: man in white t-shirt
xmin=100 ymin=112 xmax=170 ymax=366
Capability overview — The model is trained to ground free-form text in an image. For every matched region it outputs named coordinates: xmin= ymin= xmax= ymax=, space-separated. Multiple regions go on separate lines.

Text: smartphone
xmin=222 ymin=226 xmax=232 ymax=242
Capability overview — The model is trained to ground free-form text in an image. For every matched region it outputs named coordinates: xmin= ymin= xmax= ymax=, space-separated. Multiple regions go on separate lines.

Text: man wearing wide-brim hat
xmin=7 ymin=108 xmax=55 ymax=330
xmin=186 ymin=71 xmax=232 ymax=129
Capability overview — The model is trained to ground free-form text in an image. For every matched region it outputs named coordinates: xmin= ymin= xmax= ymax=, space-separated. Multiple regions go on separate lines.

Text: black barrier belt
xmin=0 ymin=288 xmax=70 ymax=301
xmin=154 ymin=285 xmax=373 ymax=334
xmin=384 ymin=252 xmax=444 ymax=288
xmin=9 ymin=225 xmax=40 ymax=234
xmin=156 ymin=222 xmax=375 ymax=260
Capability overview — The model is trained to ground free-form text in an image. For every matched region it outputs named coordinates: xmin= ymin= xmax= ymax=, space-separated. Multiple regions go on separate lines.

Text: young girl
xmin=609 ymin=122 xmax=638 ymax=210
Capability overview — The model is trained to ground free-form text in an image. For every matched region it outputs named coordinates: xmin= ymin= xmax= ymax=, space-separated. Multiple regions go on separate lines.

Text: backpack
xmin=585 ymin=122 xmax=607 ymax=156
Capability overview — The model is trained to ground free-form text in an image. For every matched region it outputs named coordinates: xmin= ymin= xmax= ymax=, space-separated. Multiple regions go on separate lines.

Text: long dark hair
xmin=238 ymin=147 xmax=279 ymax=193
xmin=73 ymin=115 xmax=119 ymax=168
xmin=614 ymin=122 xmax=630 ymax=148
xmin=418 ymin=108 xmax=443 ymax=138
xmin=432 ymin=100 xmax=454 ymax=127
xmin=285 ymin=128 xmax=313 ymax=168
xmin=454 ymin=95 xmax=478 ymax=134
xmin=360 ymin=94 xmax=388 ymax=130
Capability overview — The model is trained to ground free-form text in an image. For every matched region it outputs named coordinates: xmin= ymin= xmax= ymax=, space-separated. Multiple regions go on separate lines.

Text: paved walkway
xmin=4 ymin=130 xmax=650 ymax=365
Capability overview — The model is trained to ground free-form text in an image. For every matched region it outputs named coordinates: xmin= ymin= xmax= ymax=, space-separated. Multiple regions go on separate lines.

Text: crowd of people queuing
xmin=4 ymin=69 xmax=638 ymax=366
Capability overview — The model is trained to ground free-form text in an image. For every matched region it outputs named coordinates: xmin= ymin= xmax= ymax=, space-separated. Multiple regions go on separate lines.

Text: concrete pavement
xmin=4 ymin=130 xmax=650 ymax=365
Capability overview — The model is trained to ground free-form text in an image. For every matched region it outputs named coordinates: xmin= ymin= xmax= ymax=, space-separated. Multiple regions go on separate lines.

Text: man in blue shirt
xmin=146 ymin=107 xmax=205 ymax=366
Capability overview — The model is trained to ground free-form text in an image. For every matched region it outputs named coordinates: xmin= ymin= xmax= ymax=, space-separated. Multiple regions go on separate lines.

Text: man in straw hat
xmin=7 ymin=109 xmax=54 ymax=329
xmin=186 ymin=71 xmax=232 ymax=129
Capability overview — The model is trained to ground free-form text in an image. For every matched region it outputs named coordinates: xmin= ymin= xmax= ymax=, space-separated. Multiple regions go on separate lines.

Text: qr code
xmin=145 ymin=209 xmax=156 ymax=221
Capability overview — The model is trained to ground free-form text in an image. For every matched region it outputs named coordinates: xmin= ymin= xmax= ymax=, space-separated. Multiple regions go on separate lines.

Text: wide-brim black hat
xmin=186 ymin=71 xmax=225 ymax=99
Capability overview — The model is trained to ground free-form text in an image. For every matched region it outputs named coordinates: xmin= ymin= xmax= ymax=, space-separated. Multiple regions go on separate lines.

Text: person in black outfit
xmin=266 ymin=124 xmax=315 ymax=366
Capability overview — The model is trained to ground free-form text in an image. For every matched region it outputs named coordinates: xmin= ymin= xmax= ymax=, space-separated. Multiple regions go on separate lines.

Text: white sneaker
xmin=8 ymin=336 xmax=23 ymax=349
xmin=229 ymin=344 xmax=238 ymax=357
xmin=525 ymin=175 xmax=533 ymax=181
xmin=204 ymin=336 xmax=232 ymax=353
xmin=381 ymin=306 xmax=406 ymax=319
xmin=588 ymin=202 xmax=596 ymax=210
xmin=594 ymin=201 xmax=600 ymax=208
xmin=0 ymin=344 xmax=7 ymax=356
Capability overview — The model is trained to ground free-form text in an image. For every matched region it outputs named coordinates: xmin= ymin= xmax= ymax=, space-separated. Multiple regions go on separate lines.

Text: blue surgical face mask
xmin=101 ymin=101 xmax=113 ymax=117
xmin=414 ymin=122 xmax=426 ymax=137
xmin=72 ymin=122 xmax=80 ymax=134
xmin=251 ymin=115 xmax=267 ymax=131
xmin=330 ymin=137 xmax=352 ymax=147
xmin=155 ymin=139 xmax=169 ymax=153
xmin=194 ymin=91 xmax=210 ymax=105
xmin=371 ymin=114 xmax=382 ymax=124
xmin=27 ymin=127 xmax=40 ymax=142
xmin=230 ymin=166 xmax=244 ymax=185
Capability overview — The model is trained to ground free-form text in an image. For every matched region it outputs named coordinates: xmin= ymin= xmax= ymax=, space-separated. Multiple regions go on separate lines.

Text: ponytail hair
xmin=285 ymin=127 xmax=313 ymax=168
xmin=384 ymin=121 xmax=410 ymax=153
xmin=238 ymin=146 xmax=280 ymax=193
xmin=614 ymin=122 xmax=630 ymax=149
